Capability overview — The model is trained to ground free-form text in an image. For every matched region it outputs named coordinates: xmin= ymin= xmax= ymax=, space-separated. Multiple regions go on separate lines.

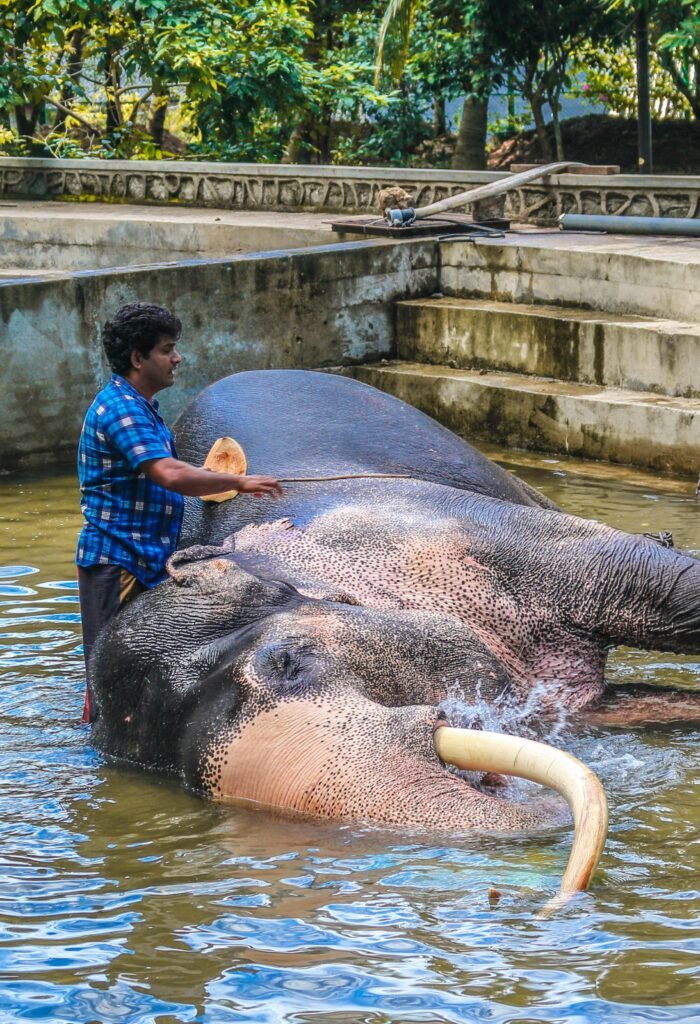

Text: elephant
xmin=89 ymin=371 xmax=700 ymax=896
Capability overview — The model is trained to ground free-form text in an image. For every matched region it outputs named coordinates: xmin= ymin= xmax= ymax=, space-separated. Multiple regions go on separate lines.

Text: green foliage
xmin=655 ymin=2 xmax=700 ymax=115
xmin=162 ymin=0 xmax=320 ymax=159
xmin=332 ymin=94 xmax=430 ymax=166
xmin=480 ymin=0 xmax=626 ymax=158
xmin=572 ymin=40 xmax=692 ymax=118
xmin=323 ymin=3 xmax=431 ymax=166
xmin=607 ymin=0 xmax=700 ymax=116
xmin=377 ymin=0 xmax=492 ymax=100
xmin=0 ymin=0 xmax=384 ymax=161
xmin=3 ymin=0 xmax=700 ymax=167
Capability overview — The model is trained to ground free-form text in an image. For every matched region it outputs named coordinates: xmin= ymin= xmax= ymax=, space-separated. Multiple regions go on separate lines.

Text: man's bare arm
xmin=142 ymin=457 xmax=283 ymax=497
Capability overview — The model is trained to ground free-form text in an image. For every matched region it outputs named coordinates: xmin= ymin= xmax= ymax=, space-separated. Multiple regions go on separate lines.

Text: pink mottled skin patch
xmin=234 ymin=512 xmax=607 ymax=712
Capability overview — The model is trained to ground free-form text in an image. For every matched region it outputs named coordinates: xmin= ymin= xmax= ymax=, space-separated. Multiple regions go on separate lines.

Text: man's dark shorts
xmin=78 ymin=565 xmax=146 ymax=722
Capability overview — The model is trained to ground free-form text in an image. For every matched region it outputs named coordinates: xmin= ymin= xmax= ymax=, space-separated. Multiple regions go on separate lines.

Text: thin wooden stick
xmin=278 ymin=473 xmax=412 ymax=482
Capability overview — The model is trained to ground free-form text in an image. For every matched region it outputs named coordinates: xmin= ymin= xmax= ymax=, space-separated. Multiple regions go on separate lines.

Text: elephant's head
xmin=91 ymin=549 xmax=606 ymax=905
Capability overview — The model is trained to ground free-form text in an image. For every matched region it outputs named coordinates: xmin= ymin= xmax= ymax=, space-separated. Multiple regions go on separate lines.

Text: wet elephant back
xmin=173 ymin=370 xmax=554 ymax=509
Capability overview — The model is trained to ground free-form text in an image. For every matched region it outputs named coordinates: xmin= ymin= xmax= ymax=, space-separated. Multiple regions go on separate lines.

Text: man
xmin=76 ymin=302 xmax=281 ymax=722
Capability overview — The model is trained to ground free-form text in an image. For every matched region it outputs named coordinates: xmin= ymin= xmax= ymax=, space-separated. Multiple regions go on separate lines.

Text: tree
xmin=376 ymin=0 xmax=495 ymax=169
xmin=607 ymin=1 xmax=700 ymax=118
xmin=572 ymin=39 xmax=693 ymax=119
xmin=655 ymin=1 xmax=700 ymax=117
xmin=4 ymin=0 xmax=697 ymax=170
xmin=0 ymin=0 xmax=84 ymax=150
xmin=0 ymin=0 xmax=380 ymax=162
xmin=480 ymin=0 xmax=624 ymax=161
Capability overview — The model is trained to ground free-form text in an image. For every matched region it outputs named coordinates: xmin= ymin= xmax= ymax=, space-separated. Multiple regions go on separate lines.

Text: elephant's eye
xmin=263 ymin=647 xmax=303 ymax=690
xmin=275 ymin=650 xmax=298 ymax=679
xmin=253 ymin=640 xmax=319 ymax=696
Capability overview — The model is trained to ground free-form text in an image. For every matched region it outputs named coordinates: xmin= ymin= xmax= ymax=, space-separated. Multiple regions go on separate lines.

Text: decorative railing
xmin=2 ymin=156 xmax=700 ymax=225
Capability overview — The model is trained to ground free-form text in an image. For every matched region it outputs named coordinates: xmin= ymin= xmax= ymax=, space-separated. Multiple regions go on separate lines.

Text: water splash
xmin=437 ymin=679 xmax=578 ymax=802
xmin=440 ymin=678 xmax=573 ymax=742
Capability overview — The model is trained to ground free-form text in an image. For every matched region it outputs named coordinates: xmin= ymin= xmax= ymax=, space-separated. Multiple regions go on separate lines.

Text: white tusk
xmin=434 ymin=727 xmax=608 ymax=916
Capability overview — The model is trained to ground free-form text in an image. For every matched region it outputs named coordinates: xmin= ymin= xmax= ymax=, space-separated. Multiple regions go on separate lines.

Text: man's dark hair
xmin=102 ymin=303 xmax=182 ymax=374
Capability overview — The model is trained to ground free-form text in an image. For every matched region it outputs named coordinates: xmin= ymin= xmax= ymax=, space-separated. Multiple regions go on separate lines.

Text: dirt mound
xmin=488 ymin=114 xmax=700 ymax=175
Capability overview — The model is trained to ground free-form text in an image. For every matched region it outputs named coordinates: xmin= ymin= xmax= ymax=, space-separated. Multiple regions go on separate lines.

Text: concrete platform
xmin=347 ymin=361 xmax=700 ymax=478
xmin=0 ymin=201 xmax=335 ymax=274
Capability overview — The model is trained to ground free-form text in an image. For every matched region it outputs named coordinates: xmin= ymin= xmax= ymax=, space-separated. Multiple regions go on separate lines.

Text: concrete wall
xmin=0 ymin=239 xmax=438 ymax=472
xmin=5 ymin=224 xmax=700 ymax=475
xmin=4 ymin=156 xmax=700 ymax=225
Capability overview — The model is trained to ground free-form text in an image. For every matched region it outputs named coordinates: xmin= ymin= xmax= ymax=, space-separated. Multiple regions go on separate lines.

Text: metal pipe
xmin=560 ymin=213 xmax=700 ymax=237
xmin=385 ymin=161 xmax=588 ymax=226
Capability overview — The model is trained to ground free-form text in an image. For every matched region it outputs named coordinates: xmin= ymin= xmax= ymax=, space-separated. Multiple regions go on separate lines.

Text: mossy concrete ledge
xmin=396 ymin=297 xmax=700 ymax=398
xmin=0 ymin=238 xmax=438 ymax=473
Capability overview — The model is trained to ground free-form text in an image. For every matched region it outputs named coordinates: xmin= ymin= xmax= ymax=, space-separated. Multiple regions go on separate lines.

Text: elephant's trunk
xmin=588 ymin=539 xmax=700 ymax=655
xmin=487 ymin=502 xmax=700 ymax=658
xmin=434 ymin=726 xmax=608 ymax=914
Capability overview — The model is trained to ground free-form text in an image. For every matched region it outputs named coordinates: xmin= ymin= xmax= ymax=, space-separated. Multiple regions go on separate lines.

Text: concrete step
xmin=346 ymin=361 xmax=700 ymax=477
xmin=396 ymin=297 xmax=700 ymax=398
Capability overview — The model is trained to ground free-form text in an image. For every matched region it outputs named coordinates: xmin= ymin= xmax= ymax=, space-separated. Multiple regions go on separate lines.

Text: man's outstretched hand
xmin=236 ymin=475 xmax=284 ymax=497
xmin=143 ymin=457 xmax=283 ymax=499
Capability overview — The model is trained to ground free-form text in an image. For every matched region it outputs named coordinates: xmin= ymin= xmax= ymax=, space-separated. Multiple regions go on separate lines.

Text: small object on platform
xmin=201 ymin=436 xmax=247 ymax=503
xmin=511 ymin=163 xmax=620 ymax=175
xmin=386 ymin=206 xmax=416 ymax=227
xmin=329 ymin=215 xmax=510 ymax=238
xmin=378 ymin=186 xmax=414 ymax=213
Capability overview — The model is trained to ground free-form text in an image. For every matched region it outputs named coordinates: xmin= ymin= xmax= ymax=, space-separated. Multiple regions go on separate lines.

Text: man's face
xmin=134 ymin=335 xmax=181 ymax=392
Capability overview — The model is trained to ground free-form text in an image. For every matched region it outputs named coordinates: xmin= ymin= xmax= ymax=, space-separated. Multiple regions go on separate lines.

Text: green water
xmin=0 ymin=454 xmax=698 ymax=1023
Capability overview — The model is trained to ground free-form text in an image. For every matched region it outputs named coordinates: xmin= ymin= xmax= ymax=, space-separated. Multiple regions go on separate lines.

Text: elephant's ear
xmin=168 ymin=531 xmax=363 ymax=609
xmin=167 ymin=521 xmax=296 ymax=586
xmin=167 ymin=536 xmax=237 ymax=585
xmin=166 ymin=538 xmax=310 ymax=619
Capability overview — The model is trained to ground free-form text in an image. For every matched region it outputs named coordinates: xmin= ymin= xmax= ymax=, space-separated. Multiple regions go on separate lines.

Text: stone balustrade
xmin=3 ymin=155 xmax=700 ymax=225
xmin=0 ymin=157 xmax=494 ymax=217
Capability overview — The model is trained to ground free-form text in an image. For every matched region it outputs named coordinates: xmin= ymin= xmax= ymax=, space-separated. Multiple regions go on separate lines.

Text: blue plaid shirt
xmin=76 ymin=374 xmax=184 ymax=587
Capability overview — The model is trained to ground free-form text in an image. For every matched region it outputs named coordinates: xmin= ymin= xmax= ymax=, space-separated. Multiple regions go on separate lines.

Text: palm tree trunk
xmin=147 ymin=87 xmax=169 ymax=147
xmin=452 ymin=97 xmax=488 ymax=169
